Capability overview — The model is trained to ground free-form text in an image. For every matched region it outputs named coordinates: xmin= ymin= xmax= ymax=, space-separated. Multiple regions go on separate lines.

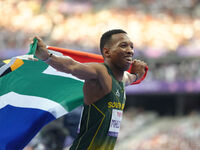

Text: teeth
xmin=124 ymin=56 xmax=132 ymax=62
xmin=126 ymin=57 xmax=132 ymax=61
xmin=125 ymin=58 xmax=132 ymax=63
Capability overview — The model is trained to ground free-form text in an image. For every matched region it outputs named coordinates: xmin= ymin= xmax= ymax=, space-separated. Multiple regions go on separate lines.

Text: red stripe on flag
xmin=47 ymin=46 xmax=104 ymax=63
xmin=131 ymin=66 xmax=148 ymax=85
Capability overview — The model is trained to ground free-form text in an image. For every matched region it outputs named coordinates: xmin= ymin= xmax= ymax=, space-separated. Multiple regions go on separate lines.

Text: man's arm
xmin=123 ymin=59 xmax=147 ymax=86
xmin=34 ymin=36 xmax=100 ymax=80
xmin=46 ymin=54 xmax=100 ymax=80
xmin=123 ymin=72 xmax=138 ymax=86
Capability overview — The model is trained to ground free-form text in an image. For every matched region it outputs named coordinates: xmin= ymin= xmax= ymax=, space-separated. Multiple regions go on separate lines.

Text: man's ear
xmin=103 ymin=47 xmax=111 ymax=58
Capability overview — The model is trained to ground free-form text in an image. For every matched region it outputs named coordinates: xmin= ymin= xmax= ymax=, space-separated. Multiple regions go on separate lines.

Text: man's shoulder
xmin=86 ymin=62 xmax=111 ymax=80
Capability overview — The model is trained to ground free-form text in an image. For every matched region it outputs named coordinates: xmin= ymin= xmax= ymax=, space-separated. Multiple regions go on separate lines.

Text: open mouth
xmin=125 ymin=57 xmax=132 ymax=64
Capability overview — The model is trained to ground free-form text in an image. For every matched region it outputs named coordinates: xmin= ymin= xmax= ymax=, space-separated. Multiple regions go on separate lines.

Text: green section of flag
xmin=27 ymin=38 xmax=38 ymax=56
xmin=0 ymin=59 xmax=83 ymax=111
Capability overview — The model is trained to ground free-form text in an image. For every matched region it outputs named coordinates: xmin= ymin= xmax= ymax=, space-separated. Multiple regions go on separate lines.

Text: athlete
xmin=33 ymin=29 xmax=147 ymax=150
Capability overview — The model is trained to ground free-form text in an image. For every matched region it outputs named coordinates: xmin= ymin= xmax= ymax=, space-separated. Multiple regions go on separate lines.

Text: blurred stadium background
xmin=1 ymin=0 xmax=200 ymax=149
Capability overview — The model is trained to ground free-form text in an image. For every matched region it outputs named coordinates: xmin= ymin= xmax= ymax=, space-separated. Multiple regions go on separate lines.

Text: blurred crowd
xmin=116 ymin=112 xmax=200 ymax=150
xmin=1 ymin=0 xmax=200 ymax=82
xmin=0 ymin=0 xmax=200 ymax=59
xmin=148 ymin=58 xmax=200 ymax=82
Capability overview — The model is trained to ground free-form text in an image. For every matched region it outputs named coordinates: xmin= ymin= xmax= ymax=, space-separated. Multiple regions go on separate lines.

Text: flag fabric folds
xmin=0 ymin=40 xmax=84 ymax=150
xmin=0 ymin=57 xmax=84 ymax=150
xmin=0 ymin=39 xmax=148 ymax=150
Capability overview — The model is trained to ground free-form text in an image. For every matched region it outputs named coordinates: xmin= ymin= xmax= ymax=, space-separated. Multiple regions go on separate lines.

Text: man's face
xmin=108 ymin=33 xmax=134 ymax=71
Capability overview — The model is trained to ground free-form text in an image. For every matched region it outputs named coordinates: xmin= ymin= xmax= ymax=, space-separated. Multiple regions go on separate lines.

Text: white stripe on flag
xmin=0 ymin=55 xmax=35 ymax=75
xmin=0 ymin=92 xmax=68 ymax=118
xmin=43 ymin=65 xmax=84 ymax=82
xmin=0 ymin=58 xmax=16 ymax=75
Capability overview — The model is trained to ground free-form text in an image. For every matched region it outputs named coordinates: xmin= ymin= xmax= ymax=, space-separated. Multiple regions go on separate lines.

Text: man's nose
xmin=126 ymin=47 xmax=134 ymax=56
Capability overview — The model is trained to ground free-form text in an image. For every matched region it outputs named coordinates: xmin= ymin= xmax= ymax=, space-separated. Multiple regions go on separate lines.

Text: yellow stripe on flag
xmin=3 ymin=59 xmax=11 ymax=64
xmin=10 ymin=59 xmax=24 ymax=71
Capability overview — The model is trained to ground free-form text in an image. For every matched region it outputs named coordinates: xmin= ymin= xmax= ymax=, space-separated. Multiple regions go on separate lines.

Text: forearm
xmin=45 ymin=53 xmax=76 ymax=73
xmin=43 ymin=53 xmax=98 ymax=80
xmin=124 ymin=71 xmax=138 ymax=86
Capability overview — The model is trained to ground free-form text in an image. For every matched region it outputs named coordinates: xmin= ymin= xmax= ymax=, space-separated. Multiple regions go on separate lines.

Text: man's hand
xmin=30 ymin=36 xmax=49 ymax=61
xmin=131 ymin=59 xmax=147 ymax=79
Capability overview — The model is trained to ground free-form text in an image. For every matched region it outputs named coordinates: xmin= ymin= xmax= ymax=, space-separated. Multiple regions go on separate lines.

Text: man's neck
xmin=105 ymin=61 xmax=124 ymax=82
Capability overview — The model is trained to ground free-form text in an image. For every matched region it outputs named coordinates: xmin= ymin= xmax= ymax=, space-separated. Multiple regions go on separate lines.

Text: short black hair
xmin=100 ymin=29 xmax=127 ymax=55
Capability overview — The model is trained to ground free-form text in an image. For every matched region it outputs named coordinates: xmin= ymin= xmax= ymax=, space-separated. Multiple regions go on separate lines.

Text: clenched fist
xmin=131 ymin=59 xmax=147 ymax=79
xmin=30 ymin=36 xmax=49 ymax=61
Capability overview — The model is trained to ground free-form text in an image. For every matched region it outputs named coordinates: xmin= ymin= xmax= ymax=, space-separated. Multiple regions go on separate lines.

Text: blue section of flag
xmin=0 ymin=105 xmax=55 ymax=150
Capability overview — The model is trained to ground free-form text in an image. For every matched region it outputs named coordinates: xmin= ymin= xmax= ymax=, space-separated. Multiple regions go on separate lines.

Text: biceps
xmin=48 ymin=55 xmax=98 ymax=80
xmin=70 ymin=63 xmax=98 ymax=80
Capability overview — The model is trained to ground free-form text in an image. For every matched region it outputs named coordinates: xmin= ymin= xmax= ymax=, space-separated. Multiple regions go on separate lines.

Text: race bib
xmin=108 ymin=109 xmax=123 ymax=137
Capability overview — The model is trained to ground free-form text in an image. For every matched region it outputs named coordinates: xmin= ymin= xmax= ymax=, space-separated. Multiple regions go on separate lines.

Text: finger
xmin=27 ymin=55 xmax=38 ymax=61
xmin=29 ymin=37 xmax=35 ymax=44
xmin=132 ymin=59 xmax=137 ymax=63
xmin=28 ymin=57 xmax=38 ymax=61
xmin=34 ymin=35 xmax=42 ymax=42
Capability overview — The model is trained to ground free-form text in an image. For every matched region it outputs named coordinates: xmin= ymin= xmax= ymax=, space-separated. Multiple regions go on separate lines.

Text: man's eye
xmin=120 ymin=44 xmax=127 ymax=48
xmin=130 ymin=45 xmax=134 ymax=49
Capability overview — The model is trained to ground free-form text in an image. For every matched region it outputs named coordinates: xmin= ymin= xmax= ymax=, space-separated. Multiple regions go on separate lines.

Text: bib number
xmin=108 ymin=109 xmax=123 ymax=137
